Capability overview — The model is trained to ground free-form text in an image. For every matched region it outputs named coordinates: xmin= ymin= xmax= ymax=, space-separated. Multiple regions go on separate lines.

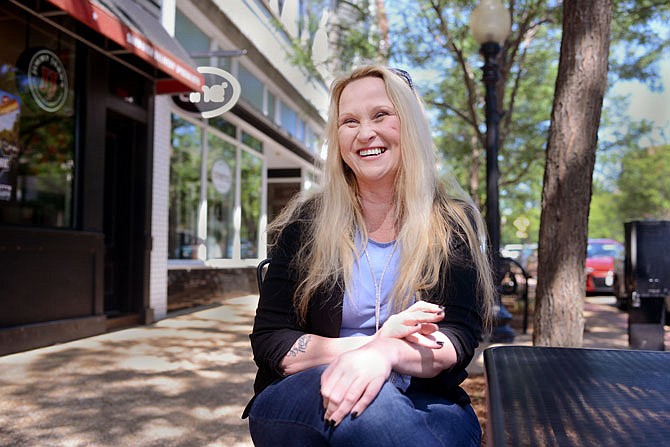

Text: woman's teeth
xmin=359 ymin=148 xmax=386 ymax=157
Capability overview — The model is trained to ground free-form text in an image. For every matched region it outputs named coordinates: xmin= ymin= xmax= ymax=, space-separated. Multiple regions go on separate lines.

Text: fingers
xmin=401 ymin=303 xmax=445 ymax=324
xmin=377 ymin=306 xmax=444 ymax=340
xmin=404 ymin=331 xmax=446 ymax=349
xmin=347 ymin=376 xmax=386 ymax=422
xmin=322 ymin=375 xmax=369 ymax=426
xmin=320 ymin=348 xmax=392 ymax=427
xmin=322 ymin=375 xmax=387 ymax=426
xmin=417 ymin=322 xmax=439 ymax=335
xmin=407 ymin=301 xmax=445 ymax=314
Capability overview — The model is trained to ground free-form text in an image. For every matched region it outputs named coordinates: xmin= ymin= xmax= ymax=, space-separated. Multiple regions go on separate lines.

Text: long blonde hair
xmin=269 ymin=65 xmax=495 ymax=332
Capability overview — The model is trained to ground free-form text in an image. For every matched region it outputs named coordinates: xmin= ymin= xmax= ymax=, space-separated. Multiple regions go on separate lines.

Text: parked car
xmin=586 ymin=238 xmax=624 ymax=295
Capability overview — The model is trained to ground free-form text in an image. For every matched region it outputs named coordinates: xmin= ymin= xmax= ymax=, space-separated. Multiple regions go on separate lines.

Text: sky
xmin=608 ymin=58 xmax=670 ymax=146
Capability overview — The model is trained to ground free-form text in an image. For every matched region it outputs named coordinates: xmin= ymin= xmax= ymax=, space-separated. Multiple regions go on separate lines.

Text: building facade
xmin=0 ymin=0 xmax=328 ymax=356
xmin=159 ymin=0 xmax=328 ymax=314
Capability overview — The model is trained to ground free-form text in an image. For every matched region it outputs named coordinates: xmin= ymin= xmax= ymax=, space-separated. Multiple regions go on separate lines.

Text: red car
xmin=585 ymin=238 xmax=624 ymax=295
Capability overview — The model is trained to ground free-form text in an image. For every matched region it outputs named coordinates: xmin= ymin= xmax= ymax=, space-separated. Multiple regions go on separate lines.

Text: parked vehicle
xmin=586 ymin=238 xmax=624 ymax=295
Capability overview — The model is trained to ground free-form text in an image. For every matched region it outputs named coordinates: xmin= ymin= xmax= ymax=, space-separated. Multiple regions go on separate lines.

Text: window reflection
xmin=0 ymin=9 xmax=76 ymax=228
xmin=207 ymin=134 xmax=236 ymax=259
xmin=240 ymin=151 xmax=262 ymax=259
xmin=169 ymin=113 xmax=265 ymax=261
xmin=169 ymin=115 xmax=201 ymax=260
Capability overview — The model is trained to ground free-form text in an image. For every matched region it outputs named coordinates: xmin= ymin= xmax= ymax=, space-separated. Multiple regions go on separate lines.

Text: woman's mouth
xmin=358 ymin=148 xmax=386 ymax=157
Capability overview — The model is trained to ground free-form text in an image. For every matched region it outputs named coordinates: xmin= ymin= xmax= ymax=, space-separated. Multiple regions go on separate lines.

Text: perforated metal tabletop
xmin=484 ymin=346 xmax=670 ymax=446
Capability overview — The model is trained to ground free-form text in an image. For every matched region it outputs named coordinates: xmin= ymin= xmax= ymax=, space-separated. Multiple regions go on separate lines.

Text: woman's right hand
xmin=320 ymin=338 xmax=395 ymax=426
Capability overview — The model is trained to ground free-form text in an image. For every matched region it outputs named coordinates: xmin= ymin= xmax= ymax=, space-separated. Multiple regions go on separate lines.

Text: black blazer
xmin=243 ymin=210 xmax=483 ymax=418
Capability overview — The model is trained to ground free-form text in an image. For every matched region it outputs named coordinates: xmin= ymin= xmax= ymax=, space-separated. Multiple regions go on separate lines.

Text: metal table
xmin=484 ymin=345 xmax=670 ymax=446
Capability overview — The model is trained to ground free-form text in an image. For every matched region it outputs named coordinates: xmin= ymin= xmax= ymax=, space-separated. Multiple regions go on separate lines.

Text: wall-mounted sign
xmin=16 ymin=48 xmax=68 ymax=113
xmin=172 ymin=67 xmax=241 ymax=119
xmin=211 ymin=159 xmax=232 ymax=194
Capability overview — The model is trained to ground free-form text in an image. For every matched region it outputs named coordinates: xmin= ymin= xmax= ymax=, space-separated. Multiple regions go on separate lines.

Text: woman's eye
xmin=374 ymin=111 xmax=389 ymax=120
xmin=340 ymin=118 xmax=358 ymax=126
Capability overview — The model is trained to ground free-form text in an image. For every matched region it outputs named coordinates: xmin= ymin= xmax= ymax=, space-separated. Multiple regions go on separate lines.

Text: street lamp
xmin=470 ymin=0 xmax=515 ymax=342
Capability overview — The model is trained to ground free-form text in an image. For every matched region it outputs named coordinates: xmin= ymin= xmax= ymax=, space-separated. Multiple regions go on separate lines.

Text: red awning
xmin=44 ymin=0 xmax=203 ymax=94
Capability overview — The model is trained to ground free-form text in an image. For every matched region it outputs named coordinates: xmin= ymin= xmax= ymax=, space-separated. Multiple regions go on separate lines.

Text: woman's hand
xmin=320 ymin=339 xmax=394 ymax=427
xmin=375 ymin=301 xmax=445 ymax=349
xmin=320 ymin=302 xmax=449 ymax=426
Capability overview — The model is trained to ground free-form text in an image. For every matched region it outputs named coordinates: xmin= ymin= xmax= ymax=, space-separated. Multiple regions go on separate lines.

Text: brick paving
xmin=1 ymin=295 xmax=667 ymax=447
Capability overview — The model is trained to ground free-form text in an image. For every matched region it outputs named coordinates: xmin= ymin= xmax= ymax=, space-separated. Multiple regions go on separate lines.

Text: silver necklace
xmin=363 ymin=240 xmax=398 ymax=332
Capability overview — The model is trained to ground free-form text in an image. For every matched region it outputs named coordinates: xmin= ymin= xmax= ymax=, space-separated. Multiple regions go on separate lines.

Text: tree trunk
xmin=533 ymin=0 xmax=613 ymax=346
xmin=375 ymin=0 xmax=390 ymax=62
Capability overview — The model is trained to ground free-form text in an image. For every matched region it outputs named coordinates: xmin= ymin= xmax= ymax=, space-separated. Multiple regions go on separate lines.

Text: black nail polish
xmin=351 ymin=411 xmax=358 ymax=419
xmin=329 ymin=419 xmax=336 ymax=427
xmin=436 ymin=341 xmax=444 ymax=347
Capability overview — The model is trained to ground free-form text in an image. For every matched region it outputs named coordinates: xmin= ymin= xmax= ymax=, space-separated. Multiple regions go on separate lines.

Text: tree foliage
xmin=389 ymin=0 xmax=561 ymax=223
xmin=618 ymin=145 xmax=670 ymax=220
xmin=609 ymin=0 xmax=670 ymax=87
xmin=286 ymin=0 xmax=670 ymax=248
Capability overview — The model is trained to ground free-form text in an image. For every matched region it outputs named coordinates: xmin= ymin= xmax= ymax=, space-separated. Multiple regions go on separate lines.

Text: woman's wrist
xmin=366 ymin=336 xmax=402 ymax=367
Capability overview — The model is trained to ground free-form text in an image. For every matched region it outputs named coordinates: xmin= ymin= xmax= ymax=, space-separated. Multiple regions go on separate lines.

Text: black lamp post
xmin=470 ymin=0 xmax=515 ymax=343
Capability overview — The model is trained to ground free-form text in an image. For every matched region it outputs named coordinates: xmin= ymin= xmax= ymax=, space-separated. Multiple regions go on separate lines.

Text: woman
xmin=244 ymin=65 xmax=495 ymax=446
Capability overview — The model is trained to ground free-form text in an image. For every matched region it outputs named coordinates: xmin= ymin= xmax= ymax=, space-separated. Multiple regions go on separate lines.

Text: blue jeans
xmin=248 ymin=365 xmax=481 ymax=447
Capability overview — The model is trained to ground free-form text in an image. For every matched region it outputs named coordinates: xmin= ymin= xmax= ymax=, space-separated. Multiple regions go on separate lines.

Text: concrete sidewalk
xmin=467 ymin=295 xmax=669 ymax=375
xmin=1 ymin=295 xmax=667 ymax=447
xmin=0 ymin=295 xmax=259 ymax=447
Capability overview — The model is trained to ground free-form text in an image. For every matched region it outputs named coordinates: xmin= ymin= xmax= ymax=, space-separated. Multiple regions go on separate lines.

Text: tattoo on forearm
xmin=286 ymin=334 xmax=311 ymax=357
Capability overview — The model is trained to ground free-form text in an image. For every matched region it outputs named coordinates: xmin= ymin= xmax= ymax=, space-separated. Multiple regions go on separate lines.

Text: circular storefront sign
xmin=171 ymin=66 xmax=241 ymax=119
xmin=211 ymin=159 xmax=232 ymax=194
xmin=24 ymin=49 xmax=68 ymax=113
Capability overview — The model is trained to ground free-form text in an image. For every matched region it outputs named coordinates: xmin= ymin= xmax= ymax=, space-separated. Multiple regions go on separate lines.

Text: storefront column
xmin=149 ymin=95 xmax=173 ymax=320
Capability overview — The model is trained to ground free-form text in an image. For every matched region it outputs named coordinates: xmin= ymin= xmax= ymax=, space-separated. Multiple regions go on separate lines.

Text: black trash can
xmin=629 ymin=293 xmax=666 ymax=350
xmin=624 ymin=220 xmax=670 ymax=351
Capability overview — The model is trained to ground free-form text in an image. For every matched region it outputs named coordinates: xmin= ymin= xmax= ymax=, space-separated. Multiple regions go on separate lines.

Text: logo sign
xmin=172 ymin=67 xmax=241 ymax=119
xmin=24 ymin=49 xmax=68 ymax=113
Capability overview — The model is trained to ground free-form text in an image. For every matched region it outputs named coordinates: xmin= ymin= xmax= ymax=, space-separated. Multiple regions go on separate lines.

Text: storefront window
xmin=0 ymin=9 xmax=76 ymax=228
xmin=175 ymin=10 xmax=210 ymax=67
xmin=280 ymin=101 xmax=298 ymax=138
xmin=169 ymin=115 xmax=202 ymax=259
xmin=240 ymin=150 xmax=262 ymax=258
xmin=206 ymin=134 xmax=236 ymax=259
xmin=297 ymin=118 xmax=305 ymax=142
xmin=238 ymin=64 xmax=264 ymax=112
xmin=266 ymin=91 xmax=276 ymax=122
xmin=242 ymin=131 xmax=263 ymax=153
xmin=210 ymin=116 xmax=236 ymax=138
xmin=169 ymin=112 xmax=267 ymax=261
xmin=306 ymin=125 xmax=318 ymax=154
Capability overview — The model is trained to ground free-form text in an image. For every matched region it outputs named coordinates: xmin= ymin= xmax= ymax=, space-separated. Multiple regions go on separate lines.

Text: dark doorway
xmin=103 ymin=111 xmax=146 ymax=320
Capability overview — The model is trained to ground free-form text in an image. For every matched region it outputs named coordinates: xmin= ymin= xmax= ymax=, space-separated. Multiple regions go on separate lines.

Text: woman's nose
xmin=356 ymin=121 xmax=376 ymax=141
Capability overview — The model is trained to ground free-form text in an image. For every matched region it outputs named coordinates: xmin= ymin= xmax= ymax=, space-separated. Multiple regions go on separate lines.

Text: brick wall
xmin=167 ymin=267 xmax=258 ymax=311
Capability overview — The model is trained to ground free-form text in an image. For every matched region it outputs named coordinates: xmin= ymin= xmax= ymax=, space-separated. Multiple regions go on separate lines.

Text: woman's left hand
xmin=320 ymin=340 xmax=393 ymax=427
xmin=375 ymin=301 xmax=445 ymax=349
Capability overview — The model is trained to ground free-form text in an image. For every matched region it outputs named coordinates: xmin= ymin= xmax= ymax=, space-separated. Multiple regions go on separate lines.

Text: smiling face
xmin=337 ymin=76 xmax=402 ymax=191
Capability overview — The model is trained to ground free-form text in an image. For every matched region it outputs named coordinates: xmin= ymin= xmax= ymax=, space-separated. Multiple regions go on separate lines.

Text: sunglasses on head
xmin=389 ymin=68 xmax=415 ymax=91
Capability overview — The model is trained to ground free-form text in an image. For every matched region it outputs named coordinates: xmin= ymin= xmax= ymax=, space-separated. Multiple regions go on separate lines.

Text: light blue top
xmin=341 ymin=234 xmax=411 ymax=390
xmin=340 ymin=237 xmax=400 ymax=337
